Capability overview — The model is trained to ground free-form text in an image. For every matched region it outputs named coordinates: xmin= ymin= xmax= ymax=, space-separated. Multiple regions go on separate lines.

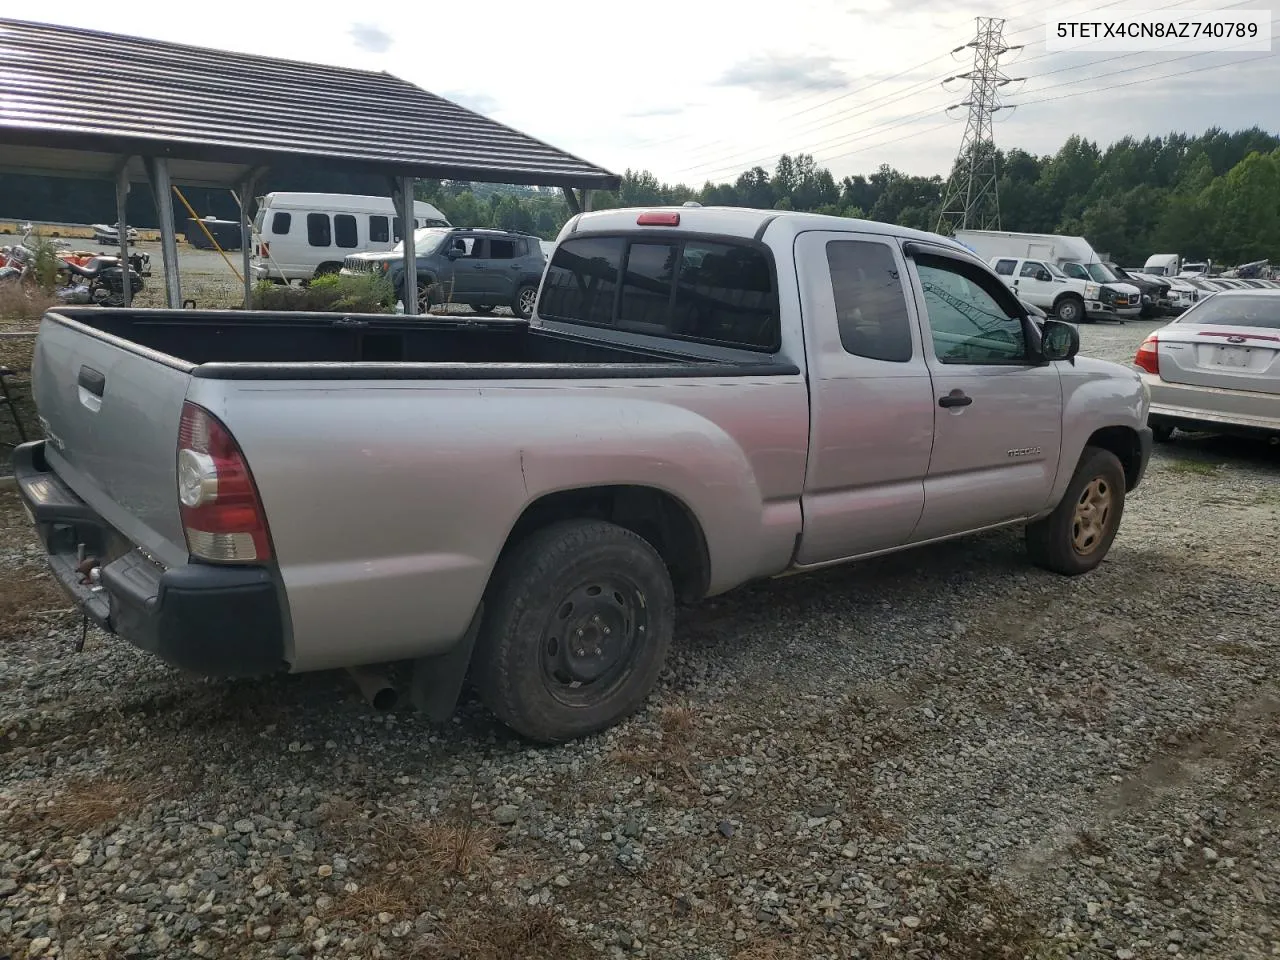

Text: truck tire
xmin=513 ymin=283 xmax=538 ymax=320
xmin=1025 ymin=445 xmax=1126 ymax=576
xmin=1054 ymin=295 xmax=1085 ymax=324
xmin=472 ymin=519 xmax=675 ymax=743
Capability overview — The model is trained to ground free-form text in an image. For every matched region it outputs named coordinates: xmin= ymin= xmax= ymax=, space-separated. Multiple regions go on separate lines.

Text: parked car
xmin=14 ymin=206 xmax=1153 ymax=744
xmin=250 ymin=192 xmax=450 ymax=283
xmin=341 ymin=226 xmax=547 ymax=319
xmin=1134 ymin=289 xmax=1280 ymax=442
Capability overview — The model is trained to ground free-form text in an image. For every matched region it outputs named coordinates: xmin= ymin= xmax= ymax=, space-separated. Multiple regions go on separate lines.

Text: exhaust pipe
xmin=346 ymin=665 xmax=398 ymax=711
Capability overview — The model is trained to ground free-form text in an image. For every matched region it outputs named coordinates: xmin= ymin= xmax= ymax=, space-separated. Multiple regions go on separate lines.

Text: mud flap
xmin=409 ymin=603 xmax=483 ymax=724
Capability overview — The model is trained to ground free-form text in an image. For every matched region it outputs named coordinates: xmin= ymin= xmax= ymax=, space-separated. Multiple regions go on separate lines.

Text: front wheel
xmin=471 ymin=519 xmax=675 ymax=743
xmin=1054 ymin=296 xmax=1085 ymax=325
xmin=1025 ymin=446 xmax=1126 ymax=576
xmin=513 ymin=283 xmax=537 ymax=320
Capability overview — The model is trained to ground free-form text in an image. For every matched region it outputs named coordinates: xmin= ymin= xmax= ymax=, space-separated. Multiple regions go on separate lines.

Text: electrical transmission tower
xmin=935 ymin=18 xmax=1022 ymax=235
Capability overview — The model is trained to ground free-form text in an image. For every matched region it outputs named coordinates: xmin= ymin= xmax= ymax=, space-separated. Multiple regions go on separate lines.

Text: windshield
xmin=1085 ymin=262 xmax=1118 ymax=283
xmin=392 ymin=227 xmax=452 ymax=254
xmin=1181 ymin=294 xmax=1280 ymax=329
xmin=1145 ymin=265 xmax=1167 ymax=276
xmin=1045 ymin=262 xmax=1067 ymax=279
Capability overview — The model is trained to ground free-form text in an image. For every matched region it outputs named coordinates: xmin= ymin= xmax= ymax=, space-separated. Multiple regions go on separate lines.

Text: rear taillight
xmin=177 ymin=401 xmax=273 ymax=563
xmin=1134 ymin=334 xmax=1160 ymax=375
xmin=257 ymin=241 xmax=270 ymax=257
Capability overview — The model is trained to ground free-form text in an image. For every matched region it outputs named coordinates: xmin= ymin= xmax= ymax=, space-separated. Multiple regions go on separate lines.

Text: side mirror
xmin=1040 ymin=318 xmax=1080 ymax=363
xmin=1037 ymin=270 xmax=1052 ymax=282
xmin=445 ymin=247 xmax=461 ymax=259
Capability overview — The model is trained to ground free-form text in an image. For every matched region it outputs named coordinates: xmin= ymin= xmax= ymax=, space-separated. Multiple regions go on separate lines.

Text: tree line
xmin=418 ymin=127 xmax=1278 ymax=267
xmin=3 ymin=127 xmax=1276 ymax=267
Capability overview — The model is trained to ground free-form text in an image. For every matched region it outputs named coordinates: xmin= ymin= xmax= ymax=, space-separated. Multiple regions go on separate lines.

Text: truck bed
xmin=54 ymin=308 xmax=793 ymax=379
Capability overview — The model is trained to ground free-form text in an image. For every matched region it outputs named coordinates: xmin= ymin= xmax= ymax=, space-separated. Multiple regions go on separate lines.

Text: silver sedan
xmin=1133 ymin=289 xmax=1280 ymax=442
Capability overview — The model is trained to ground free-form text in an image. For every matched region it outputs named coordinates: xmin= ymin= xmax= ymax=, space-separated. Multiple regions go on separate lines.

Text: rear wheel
xmin=1026 ymin=446 xmax=1126 ymax=576
xmin=471 ymin=304 xmax=496 ymax=315
xmin=472 ymin=519 xmax=675 ymax=743
xmin=513 ymin=284 xmax=537 ymax=320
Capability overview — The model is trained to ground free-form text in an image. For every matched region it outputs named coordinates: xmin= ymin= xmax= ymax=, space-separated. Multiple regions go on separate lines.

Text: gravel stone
xmin=1 ymin=321 xmax=1278 ymax=959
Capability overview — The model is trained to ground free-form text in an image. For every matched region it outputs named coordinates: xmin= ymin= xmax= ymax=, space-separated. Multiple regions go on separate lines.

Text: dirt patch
xmin=0 ymin=566 xmax=73 ymax=642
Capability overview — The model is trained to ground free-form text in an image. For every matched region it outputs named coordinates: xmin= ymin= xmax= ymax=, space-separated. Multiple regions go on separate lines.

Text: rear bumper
xmin=1141 ymin=373 xmax=1280 ymax=436
xmin=12 ymin=440 xmax=288 ymax=676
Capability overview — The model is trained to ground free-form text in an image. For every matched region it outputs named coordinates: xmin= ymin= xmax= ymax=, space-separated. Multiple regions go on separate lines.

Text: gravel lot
xmin=2 ymin=319 xmax=1278 ymax=960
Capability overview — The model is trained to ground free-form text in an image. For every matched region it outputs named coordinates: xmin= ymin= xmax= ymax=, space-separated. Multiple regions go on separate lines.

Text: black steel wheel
xmin=472 ymin=519 xmax=674 ymax=743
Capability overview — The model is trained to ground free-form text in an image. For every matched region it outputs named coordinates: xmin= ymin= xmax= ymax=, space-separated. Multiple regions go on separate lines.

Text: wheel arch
xmin=1086 ymin=425 xmax=1144 ymax=491
xmin=496 ymin=484 xmax=712 ymax=603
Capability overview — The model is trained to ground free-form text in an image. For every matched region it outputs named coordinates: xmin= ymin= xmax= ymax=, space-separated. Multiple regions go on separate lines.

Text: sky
xmin=30 ymin=1 xmax=1280 ymax=187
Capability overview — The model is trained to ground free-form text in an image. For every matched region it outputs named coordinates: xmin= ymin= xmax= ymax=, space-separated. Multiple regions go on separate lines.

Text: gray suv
xmin=341 ymin=227 xmax=547 ymax=318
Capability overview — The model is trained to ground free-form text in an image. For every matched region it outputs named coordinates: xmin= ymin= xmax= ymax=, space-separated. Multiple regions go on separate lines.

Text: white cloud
xmin=30 ymin=3 xmax=1280 ymax=190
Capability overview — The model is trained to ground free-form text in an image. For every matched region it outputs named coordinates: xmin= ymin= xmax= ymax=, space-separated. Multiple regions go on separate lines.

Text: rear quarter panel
xmin=189 ymin=373 xmax=809 ymax=672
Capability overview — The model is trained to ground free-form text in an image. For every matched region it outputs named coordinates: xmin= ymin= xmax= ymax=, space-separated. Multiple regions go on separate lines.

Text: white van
xmin=251 ymin=192 xmax=451 ymax=283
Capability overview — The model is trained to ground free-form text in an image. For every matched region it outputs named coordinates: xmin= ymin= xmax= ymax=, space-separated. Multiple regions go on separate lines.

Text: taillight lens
xmin=177 ymin=401 xmax=273 ymax=563
xmin=1134 ymin=335 xmax=1160 ymax=375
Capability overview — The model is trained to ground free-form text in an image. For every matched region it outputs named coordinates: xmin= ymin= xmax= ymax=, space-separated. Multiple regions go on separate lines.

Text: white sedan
xmin=1133 ymin=289 xmax=1280 ymax=442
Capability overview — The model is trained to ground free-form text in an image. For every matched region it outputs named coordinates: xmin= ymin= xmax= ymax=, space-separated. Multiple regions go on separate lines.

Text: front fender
xmin=1047 ymin=357 xmax=1148 ymax=507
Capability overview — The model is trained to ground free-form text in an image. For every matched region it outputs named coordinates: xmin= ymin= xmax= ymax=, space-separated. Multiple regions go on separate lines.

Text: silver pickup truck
xmin=14 ymin=207 xmax=1153 ymax=743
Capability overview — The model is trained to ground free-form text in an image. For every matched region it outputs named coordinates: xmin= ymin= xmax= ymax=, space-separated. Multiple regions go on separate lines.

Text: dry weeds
xmin=0 ymin=566 xmax=73 ymax=642
xmin=410 ymin=904 xmax=594 ymax=960
xmin=2 ymin=775 xmax=168 ymax=839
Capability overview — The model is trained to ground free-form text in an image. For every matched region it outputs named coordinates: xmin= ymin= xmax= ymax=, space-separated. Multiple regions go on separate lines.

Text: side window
xmin=1019 ymin=261 xmax=1045 ymax=279
xmin=993 ymin=259 xmax=1016 ymax=276
xmin=669 ymin=241 xmax=778 ymax=350
xmin=334 ymin=214 xmax=358 ymax=249
xmin=538 ymin=236 xmax=625 ymax=326
xmin=916 ymin=258 xmax=1027 ymax=365
xmin=306 ymin=213 xmax=331 ymax=248
xmin=369 ymin=215 xmax=389 ymax=243
xmin=825 ymin=239 xmax=913 ymax=362
xmin=270 ymin=212 xmax=291 ymax=235
xmin=488 ymin=238 xmax=517 ymax=260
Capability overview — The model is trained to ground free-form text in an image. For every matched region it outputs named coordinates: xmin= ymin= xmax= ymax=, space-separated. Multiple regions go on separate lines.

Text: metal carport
xmin=0 ymin=18 xmax=620 ymax=315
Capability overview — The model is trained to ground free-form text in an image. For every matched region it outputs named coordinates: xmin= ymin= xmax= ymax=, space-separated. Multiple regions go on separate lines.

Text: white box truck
xmin=954 ymin=230 xmax=1142 ymax=322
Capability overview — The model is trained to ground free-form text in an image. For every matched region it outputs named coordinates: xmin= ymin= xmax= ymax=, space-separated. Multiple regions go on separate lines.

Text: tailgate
xmin=31 ymin=315 xmax=193 ymax=568
xmin=1157 ymin=328 xmax=1280 ymax=396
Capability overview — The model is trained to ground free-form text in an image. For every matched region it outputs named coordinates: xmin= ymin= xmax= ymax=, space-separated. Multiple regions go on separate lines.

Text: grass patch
xmin=251 ymin=273 xmax=395 ymax=313
xmin=1164 ymin=459 xmax=1220 ymax=476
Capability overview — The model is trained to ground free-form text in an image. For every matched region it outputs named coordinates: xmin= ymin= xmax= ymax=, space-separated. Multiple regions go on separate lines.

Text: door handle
xmin=938 ymin=391 xmax=972 ymax=408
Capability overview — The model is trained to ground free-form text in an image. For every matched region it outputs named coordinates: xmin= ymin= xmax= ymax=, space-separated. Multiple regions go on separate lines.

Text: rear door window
xmin=825 ymin=239 xmax=913 ymax=362
xmin=270 ymin=211 xmax=291 ymax=235
xmin=489 ymin=238 xmax=517 ymax=259
xmin=993 ymin=258 xmax=1016 ymax=276
xmin=334 ymin=214 xmax=358 ymax=249
xmin=369 ymin=215 xmax=389 ymax=243
xmin=307 ymin=213 xmax=331 ymax=248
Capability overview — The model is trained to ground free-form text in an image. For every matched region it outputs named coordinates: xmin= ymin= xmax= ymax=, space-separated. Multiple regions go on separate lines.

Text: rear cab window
xmin=538 ymin=233 xmax=780 ymax=352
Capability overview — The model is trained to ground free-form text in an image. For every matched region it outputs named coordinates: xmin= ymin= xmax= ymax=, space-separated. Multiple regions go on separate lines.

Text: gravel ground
xmin=2 ymin=321 xmax=1279 ymax=960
